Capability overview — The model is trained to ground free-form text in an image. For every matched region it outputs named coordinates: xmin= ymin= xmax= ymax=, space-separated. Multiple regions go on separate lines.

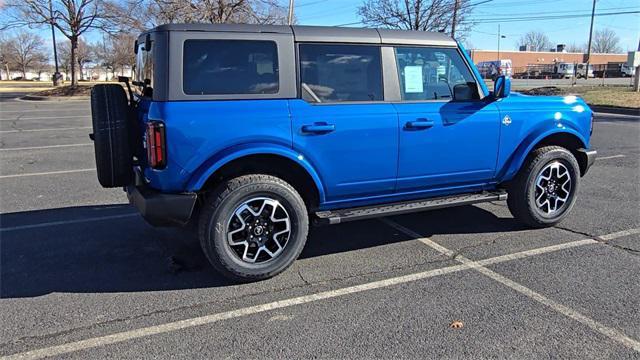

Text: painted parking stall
xmin=0 ymin=95 xmax=639 ymax=358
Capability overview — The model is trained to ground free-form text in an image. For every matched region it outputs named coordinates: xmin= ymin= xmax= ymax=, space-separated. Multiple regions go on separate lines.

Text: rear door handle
xmin=301 ymin=123 xmax=335 ymax=134
xmin=405 ymin=119 xmax=434 ymax=129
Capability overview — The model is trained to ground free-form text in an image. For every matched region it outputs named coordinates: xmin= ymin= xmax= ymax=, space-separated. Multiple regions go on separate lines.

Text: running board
xmin=315 ymin=191 xmax=507 ymax=225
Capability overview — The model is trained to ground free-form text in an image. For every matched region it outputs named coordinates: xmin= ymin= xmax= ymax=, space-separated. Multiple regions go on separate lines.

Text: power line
xmin=471 ymin=5 xmax=639 ymax=18
xmin=461 ymin=10 xmax=640 ymax=24
xmin=333 ymin=9 xmax=639 ymax=28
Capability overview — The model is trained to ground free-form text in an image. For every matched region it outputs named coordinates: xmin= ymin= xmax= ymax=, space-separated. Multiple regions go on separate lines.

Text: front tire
xmin=198 ymin=175 xmax=309 ymax=282
xmin=507 ymin=146 xmax=580 ymax=228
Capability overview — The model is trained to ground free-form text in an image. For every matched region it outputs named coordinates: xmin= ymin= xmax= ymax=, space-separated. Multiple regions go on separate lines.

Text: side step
xmin=315 ymin=190 xmax=507 ymax=225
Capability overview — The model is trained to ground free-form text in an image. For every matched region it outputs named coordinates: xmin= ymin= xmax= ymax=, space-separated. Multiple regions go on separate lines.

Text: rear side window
xmin=183 ymin=40 xmax=279 ymax=95
xmin=299 ymin=44 xmax=383 ymax=103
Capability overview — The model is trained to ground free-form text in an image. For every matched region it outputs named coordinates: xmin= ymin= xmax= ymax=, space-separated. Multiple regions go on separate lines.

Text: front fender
xmin=499 ymin=126 xmax=587 ymax=182
xmin=185 ymin=142 xmax=326 ymax=202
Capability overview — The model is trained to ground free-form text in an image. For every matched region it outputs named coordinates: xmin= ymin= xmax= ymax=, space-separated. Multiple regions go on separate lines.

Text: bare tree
xmin=0 ymin=36 xmax=12 ymax=80
xmin=3 ymin=31 xmax=48 ymax=79
xmin=591 ymin=28 xmax=622 ymax=53
xmin=518 ymin=31 xmax=552 ymax=52
xmin=57 ymin=38 xmax=91 ymax=80
xmin=57 ymin=40 xmax=72 ymax=79
xmin=75 ymin=38 xmax=91 ymax=80
xmin=357 ymin=0 xmax=473 ymax=36
xmin=1 ymin=0 xmax=117 ymax=85
xmin=92 ymin=33 xmax=136 ymax=79
xmin=566 ymin=42 xmax=584 ymax=53
xmin=112 ymin=0 xmax=288 ymax=32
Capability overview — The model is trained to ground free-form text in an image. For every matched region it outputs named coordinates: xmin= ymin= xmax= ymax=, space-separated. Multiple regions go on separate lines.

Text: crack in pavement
xmin=556 ymin=225 xmax=640 ymax=256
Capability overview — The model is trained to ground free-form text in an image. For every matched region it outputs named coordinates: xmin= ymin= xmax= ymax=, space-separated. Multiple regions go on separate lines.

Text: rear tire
xmin=90 ymin=84 xmax=133 ymax=188
xmin=198 ymin=175 xmax=309 ymax=282
xmin=507 ymin=146 xmax=580 ymax=228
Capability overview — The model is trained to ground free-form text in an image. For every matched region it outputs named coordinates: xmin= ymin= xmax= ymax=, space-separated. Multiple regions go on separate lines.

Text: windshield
xmin=134 ymin=41 xmax=153 ymax=96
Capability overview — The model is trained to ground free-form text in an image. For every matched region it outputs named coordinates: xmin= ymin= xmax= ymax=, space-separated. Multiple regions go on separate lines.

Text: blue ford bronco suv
xmin=90 ymin=24 xmax=596 ymax=281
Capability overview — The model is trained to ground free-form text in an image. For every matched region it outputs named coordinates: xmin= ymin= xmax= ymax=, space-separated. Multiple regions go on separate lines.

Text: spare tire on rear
xmin=90 ymin=84 xmax=133 ymax=188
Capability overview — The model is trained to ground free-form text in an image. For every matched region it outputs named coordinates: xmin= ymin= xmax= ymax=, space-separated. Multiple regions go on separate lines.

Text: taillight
xmin=146 ymin=121 xmax=166 ymax=169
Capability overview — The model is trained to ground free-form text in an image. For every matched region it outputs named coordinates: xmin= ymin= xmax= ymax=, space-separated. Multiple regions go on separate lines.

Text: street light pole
xmin=585 ymin=0 xmax=596 ymax=81
xmin=287 ymin=0 xmax=294 ymax=25
xmin=451 ymin=0 xmax=459 ymax=38
xmin=49 ymin=0 xmax=61 ymax=86
xmin=497 ymin=24 xmax=501 ymax=61
xmin=497 ymin=25 xmax=505 ymax=60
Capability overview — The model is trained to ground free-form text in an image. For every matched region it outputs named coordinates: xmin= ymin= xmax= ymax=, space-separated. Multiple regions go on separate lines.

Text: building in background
xmin=469 ymin=49 xmax=627 ymax=69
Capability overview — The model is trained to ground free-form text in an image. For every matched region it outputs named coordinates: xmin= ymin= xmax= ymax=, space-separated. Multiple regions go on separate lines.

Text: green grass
xmin=519 ymin=86 xmax=639 ymax=109
xmin=568 ymin=86 xmax=640 ymax=109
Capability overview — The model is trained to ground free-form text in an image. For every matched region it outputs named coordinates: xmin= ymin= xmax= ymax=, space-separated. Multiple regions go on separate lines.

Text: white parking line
xmin=0 ymin=213 xmax=138 ymax=233
xmin=0 ymin=237 xmax=602 ymax=360
xmin=0 ymin=143 xmax=92 ymax=151
xmin=0 ymin=126 xmax=91 ymax=134
xmin=0 ymin=115 xmax=89 ymax=121
xmin=382 ymin=219 xmax=640 ymax=353
xmin=597 ymin=154 xmax=626 ymax=160
xmin=14 ymin=98 xmax=89 ymax=104
xmin=0 ymin=168 xmax=95 ymax=179
xmin=594 ymin=112 xmax=639 ymax=119
xmin=0 ymin=108 xmax=88 ymax=113
xmin=599 ymin=228 xmax=640 ymax=241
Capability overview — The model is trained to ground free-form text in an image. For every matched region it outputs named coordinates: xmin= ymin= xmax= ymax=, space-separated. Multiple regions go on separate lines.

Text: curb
xmin=18 ymin=94 xmax=90 ymax=102
xmin=587 ymin=105 xmax=639 ymax=117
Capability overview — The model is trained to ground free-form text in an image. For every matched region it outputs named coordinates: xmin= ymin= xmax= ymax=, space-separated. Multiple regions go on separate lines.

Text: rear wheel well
xmin=534 ymin=133 xmax=589 ymax=176
xmin=199 ymin=154 xmax=320 ymax=210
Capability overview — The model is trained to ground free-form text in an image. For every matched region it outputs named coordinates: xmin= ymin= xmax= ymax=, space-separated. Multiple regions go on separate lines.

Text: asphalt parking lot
xmin=0 ymin=96 xmax=639 ymax=359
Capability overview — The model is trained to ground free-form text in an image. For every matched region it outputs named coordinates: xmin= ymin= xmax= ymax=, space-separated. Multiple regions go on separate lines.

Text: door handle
xmin=405 ymin=119 xmax=434 ymax=129
xmin=301 ymin=123 xmax=335 ymax=134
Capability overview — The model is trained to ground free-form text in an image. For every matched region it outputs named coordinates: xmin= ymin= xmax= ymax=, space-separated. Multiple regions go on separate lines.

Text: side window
xmin=395 ymin=47 xmax=479 ymax=101
xmin=183 ymin=40 xmax=279 ymax=95
xmin=299 ymin=44 xmax=383 ymax=103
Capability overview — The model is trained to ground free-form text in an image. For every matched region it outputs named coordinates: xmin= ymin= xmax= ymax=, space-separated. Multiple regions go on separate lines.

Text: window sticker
xmin=404 ymin=66 xmax=423 ymax=93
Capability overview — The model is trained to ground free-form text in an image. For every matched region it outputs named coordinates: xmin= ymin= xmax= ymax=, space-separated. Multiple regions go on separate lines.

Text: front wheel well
xmin=533 ymin=132 xmax=589 ymax=176
xmin=199 ymin=154 xmax=320 ymax=210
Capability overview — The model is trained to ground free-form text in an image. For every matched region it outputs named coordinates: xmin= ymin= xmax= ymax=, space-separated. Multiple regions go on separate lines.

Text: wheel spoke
xmin=225 ymin=196 xmax=291 ymax=264
xmin=534 ymin=161 xmax=573 ymax=216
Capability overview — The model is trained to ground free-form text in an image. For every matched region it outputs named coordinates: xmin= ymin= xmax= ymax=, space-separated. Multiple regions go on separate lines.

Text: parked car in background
xmin=90 ymin=24 xmax=596 ymax=281
xmin=477 ymin=59 xmax=512 ymax=80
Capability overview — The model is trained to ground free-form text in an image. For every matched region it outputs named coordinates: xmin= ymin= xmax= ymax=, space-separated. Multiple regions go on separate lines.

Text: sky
xmin=294 ymin=0 xmax=640 ymax=51
xmin=8 ymin=0 xmax=640 ymax=53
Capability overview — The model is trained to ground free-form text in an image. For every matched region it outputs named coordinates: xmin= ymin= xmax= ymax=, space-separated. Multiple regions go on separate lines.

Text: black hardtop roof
xmin=144 ymin=23 xmax=457 ymax=46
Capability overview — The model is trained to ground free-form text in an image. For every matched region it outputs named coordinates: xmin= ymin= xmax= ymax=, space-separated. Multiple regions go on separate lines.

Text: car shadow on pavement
xmin=0 ymin=204 xmax=525 ymax=298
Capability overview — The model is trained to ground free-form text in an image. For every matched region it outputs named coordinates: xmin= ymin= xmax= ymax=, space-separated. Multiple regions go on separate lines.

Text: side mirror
xmin=493 ymin=75 xmax=511 ymax=99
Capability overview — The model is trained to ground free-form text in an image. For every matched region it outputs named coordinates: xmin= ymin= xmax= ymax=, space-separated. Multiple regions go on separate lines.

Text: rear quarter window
xmin=183 ymin=40 xmax=279 ymax=95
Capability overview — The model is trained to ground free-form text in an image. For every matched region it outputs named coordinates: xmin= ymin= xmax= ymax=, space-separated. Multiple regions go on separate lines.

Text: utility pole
xmin=287 ymin=0 xmax=294 ymax=25
xmin=585 ymin=0 xmax=596 ymax=81
xmin=49 ymin=0 xmax=61 ymax=86
xmin=451 ymin=0 xmax=460 ymax=38
xmin=634 ymin=39 xmax=640 ymax=92
xmin=497 ymin=24 xmax=505 ymax=61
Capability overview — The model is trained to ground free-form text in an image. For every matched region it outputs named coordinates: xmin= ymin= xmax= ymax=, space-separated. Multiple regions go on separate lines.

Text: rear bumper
xmin=126 ymin=184 xmax=197 ymax=227
xmin=577 ymin=148 xmax=597 ymax=176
